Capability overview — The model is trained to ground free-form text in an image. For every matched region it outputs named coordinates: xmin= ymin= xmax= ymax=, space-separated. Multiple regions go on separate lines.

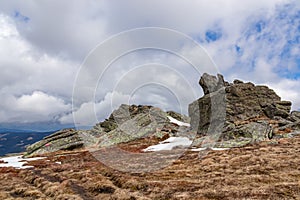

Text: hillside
xmin=0 ymin=134 xmax=300 ymax=199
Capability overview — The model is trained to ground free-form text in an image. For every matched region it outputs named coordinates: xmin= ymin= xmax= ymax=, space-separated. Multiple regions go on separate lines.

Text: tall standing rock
xmin=189 ymin=73 xmax=226 ymax=135
xmin=199 ymin=73 xmax=226 ymax=95
xmin=189 ymin=73 xmax=294 ymax=147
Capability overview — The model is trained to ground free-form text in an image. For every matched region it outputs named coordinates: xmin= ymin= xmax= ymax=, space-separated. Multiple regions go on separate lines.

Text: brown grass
xmin=0 ymin=135 xmax=300 ymax=199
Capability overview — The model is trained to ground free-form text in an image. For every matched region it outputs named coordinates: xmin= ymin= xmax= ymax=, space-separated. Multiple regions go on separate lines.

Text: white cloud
xmin=0 ymin=15 xmax=76 ymax=123
xmin=0 ymin=14 xmax=77 ymax=96
xmin=0 ymin=14 xmax=76 ymax=122
xmin=104 ymin=0 xmax=291 ymax=34
xmin=15 ymin=91 xmax=70 ymax=113
xmin=0 ymin=1 xmax=108 ymax=60
xmin=0 ymin=91 xmax=71 ymax=123
xmin=0 ymin=0 xmax=299 ymax=127
xmin=269 ymin=79 xmax=300 ymax=110
xmin=60 ymin=91 xmax=131 ymax=126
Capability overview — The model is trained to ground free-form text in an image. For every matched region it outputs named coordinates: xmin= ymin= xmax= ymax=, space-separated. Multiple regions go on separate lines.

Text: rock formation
xmin=26 ymin=73 xmax=300 ymax=156
xmin=189 ymin=73 xmax=300 ymax=148
xmin=25 ymin=129 xmax=84 ymax=156
xmin=26 ymin=104 xmax=190 ymax=156
xmin=94 ymin=104 xmax=190 ymax=147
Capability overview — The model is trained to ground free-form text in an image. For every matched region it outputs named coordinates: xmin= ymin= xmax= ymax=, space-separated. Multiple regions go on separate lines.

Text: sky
xmin=0 ymin=0 xmax=299 ymax=130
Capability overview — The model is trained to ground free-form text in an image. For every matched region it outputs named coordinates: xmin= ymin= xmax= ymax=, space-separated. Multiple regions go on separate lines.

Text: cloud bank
xmin=0 ymin=0 xmax=299 ymax=128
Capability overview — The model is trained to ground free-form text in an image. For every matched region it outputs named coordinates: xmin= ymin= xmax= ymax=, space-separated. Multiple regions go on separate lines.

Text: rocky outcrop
xmin=189 ymin=73 xmax=299 ymax=148
xmin=96 ymin=105 xmax=190 ymax=147
xmin=92 ymin=104 xmax=159 ymax=133
xmin=25 ymin=129 xmax=85 ymax=156
xmin=98 ymin=108 xmax=165 ymax=147
xmin=26 ymin=105 xmax=190 ymax=156
xmin=276 ymin=111 xmax=300 ymax=133
xmin=25 ymin=74 xmax=299 ymax=155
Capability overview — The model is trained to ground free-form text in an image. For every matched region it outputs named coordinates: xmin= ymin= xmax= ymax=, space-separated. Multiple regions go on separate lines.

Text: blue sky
xmin=0 ymin=0 xmax=299 ymax=130
xmin=13 ymin=11 xmax=30 ymax=22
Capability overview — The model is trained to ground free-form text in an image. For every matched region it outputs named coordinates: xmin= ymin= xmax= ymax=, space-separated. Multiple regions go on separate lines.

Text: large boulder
xmin=189 ymin=73 xmax=227 ymax=135
xmin=92 ymin=104 xmax=155 ymax=133
xmin=97 ymin=107 xmax=169 ymax=147
xmin=96 ymin=105 xmax=190 ymax=147
xmin=199 ymin=73 xmax=227 ymax=95
xmin=189 ymin=73 xmax=296 ymax=148
xmin=25 ymin=129 xmax=85 ymax=156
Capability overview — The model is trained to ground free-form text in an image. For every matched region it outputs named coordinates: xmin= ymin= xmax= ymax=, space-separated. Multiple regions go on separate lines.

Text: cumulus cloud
xmin=0 ymin=91 xmax=71 ymax=123
xmin=104 ymin=0 xmax=290 ymax=34
xmin=0 ymin=14 xmax=76 ymax=124
xmin=60 ymin=91 xmax=130 ymax=126
xmin=0 ymin=14 xmax=77 ymax=96
xmin=0 ymin=0 xmax=299 ymax=128
xmin=0 ymin=1 xmax=108 ymax=60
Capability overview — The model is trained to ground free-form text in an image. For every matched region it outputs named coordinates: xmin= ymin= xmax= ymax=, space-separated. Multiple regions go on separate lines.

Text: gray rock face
xmin=199 ymin=73 xmax=226 ymax=95
xmin=189 ymin=88 xmax=226 ymax=135
xmin=25 ymin=129 xmax=85 ymax=156
xmin=92 ymin=104 xmax=154 ymax=133
xmin=224 ymin=83 xmax=289 ymax=122
xmin=96 ymin=105 xmax=190 ymax=147
xmin=288 ymin=111 xmax=300 ymax=122
xmin=26 ymin=105 xmax=191 ymax=156
xmin=189 ymin=73 xmax=298 ymax=148
xmin=220 ymin=121 xmax=273 ymax=142
xmin=97 ymin=107 xmax=170 ymax=147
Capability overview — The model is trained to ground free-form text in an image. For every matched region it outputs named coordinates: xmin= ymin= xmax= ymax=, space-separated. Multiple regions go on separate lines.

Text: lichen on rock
xmin=189 ymin=73 xmax=299 ymax=148
xmin=25 ymin=104 xmax=191 ymax=156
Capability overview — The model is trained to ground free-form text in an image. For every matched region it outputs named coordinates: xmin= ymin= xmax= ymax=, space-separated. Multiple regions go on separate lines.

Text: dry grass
xmin=0 ymin=135 xmax=300 ymax=199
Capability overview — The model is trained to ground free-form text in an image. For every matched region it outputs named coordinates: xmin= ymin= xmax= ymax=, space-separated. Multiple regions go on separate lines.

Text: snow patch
xmin=191 ymin=147 xmax=230 ymax=152
xmin=167 ymin=116 xmax=190 ymax=127
xmin=190 ymin=147 xmax=207 ymax=151
xmin=143 ymin=137 xmax=192 ymax=152
xmin=0 ymin=156 xmax=46 ymax=169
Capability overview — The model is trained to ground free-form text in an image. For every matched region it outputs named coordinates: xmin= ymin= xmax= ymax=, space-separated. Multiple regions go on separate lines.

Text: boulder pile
xmin=189 ymin=73 xmax=300 ymax=148
xmin=26 ymin=73 xmax=300 ymax=156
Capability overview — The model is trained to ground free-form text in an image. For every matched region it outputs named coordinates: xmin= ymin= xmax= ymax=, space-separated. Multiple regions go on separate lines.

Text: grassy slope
xmin=0 ymin=135 xmax=300 ymax=199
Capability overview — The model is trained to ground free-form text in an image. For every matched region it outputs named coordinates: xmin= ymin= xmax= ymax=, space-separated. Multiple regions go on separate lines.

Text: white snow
xmin=0 ymin=156 xmax=46 ymax=169
xmin=55 ymin=161 xmax=62 ymax=165
xmin=190 ymin=147 xmax=208 ymax=151
xmin=211 ymin=148 xmax=230 ymax=151
xmin=143 ymin=137 xmax=193 ymax=152
xmin=167 ymin=116 xmax=190 ymax=127
xmin=191 ymin=147 xmax=230 ymax=152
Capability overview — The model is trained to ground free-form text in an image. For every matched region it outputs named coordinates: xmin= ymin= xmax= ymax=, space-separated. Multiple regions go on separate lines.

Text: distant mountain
xmin=0 ymin=130 xmax=56 ymax=156
xmin=0 ymin=121 xmax=92 ymax=156
xmin=0 ymin=122 xmax=75 ymax=132
xmin=0 ymin=128 xmax=42 ymax=133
